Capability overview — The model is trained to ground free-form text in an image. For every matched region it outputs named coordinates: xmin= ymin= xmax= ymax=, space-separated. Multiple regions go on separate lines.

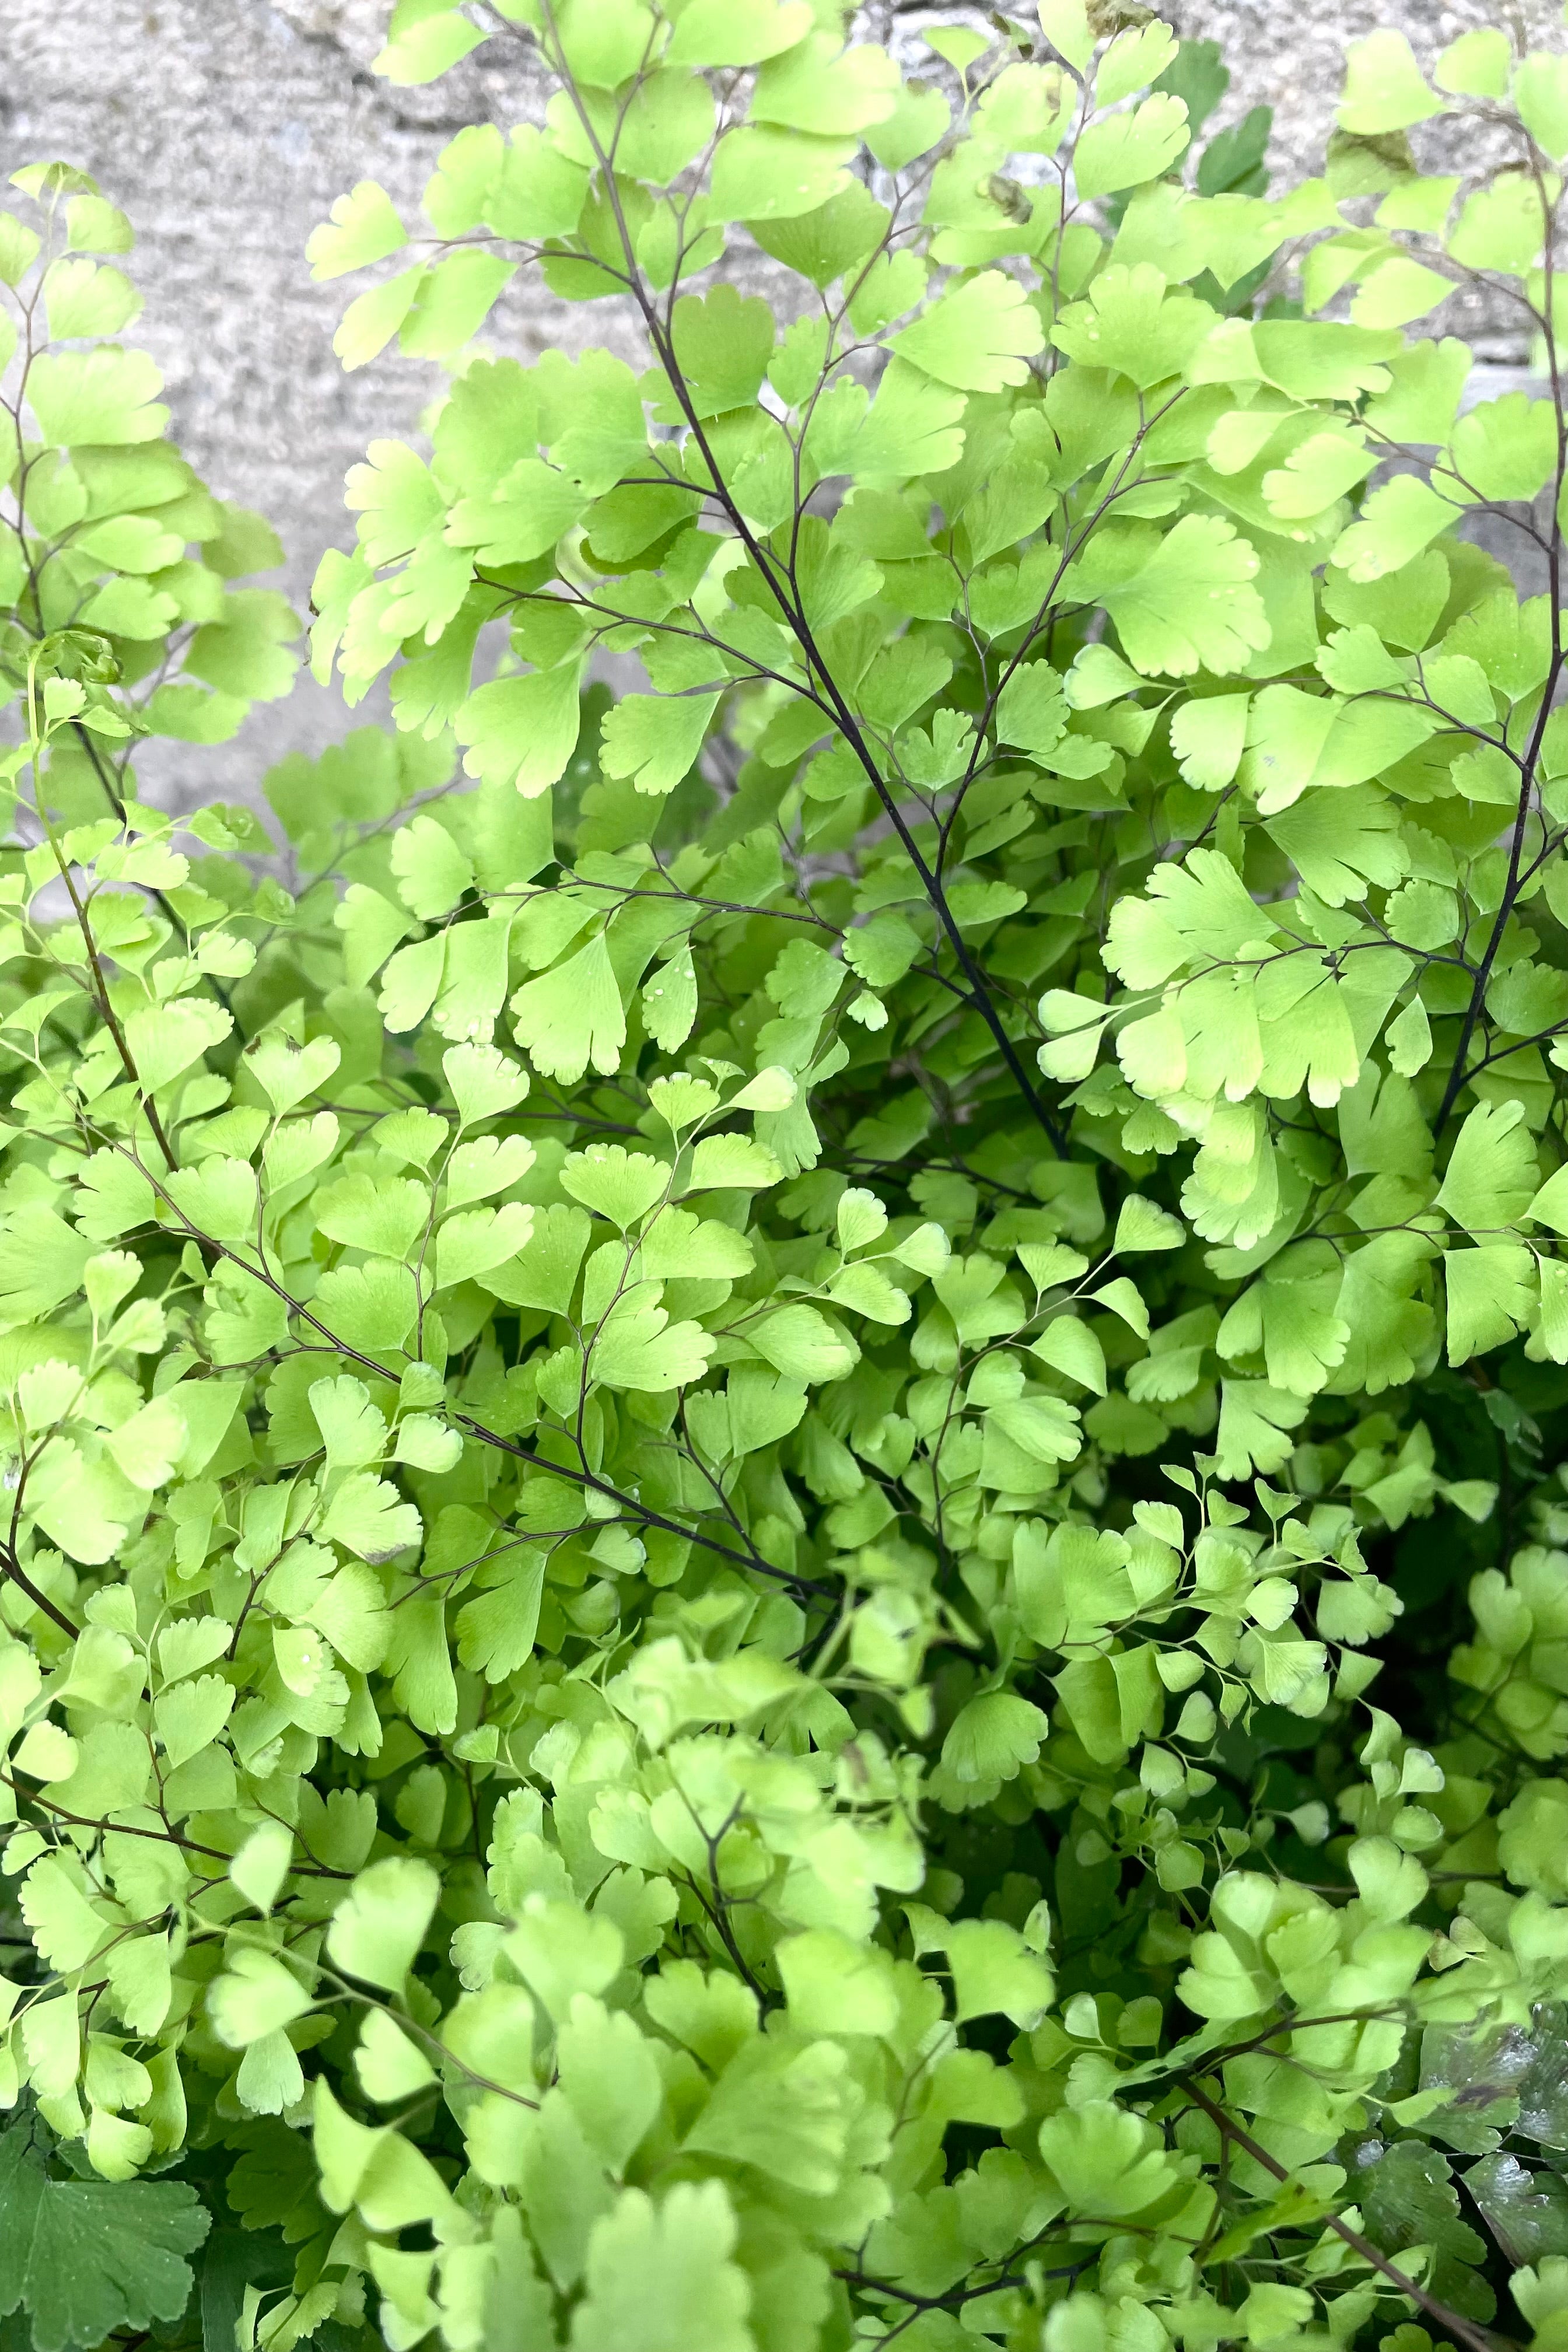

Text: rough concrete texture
xmin=4 ymin=0 xmax=1565 ymax=797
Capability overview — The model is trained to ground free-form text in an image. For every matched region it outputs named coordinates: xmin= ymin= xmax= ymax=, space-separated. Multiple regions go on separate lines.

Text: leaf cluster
xmin=3 ymin=12 xmax=1568 ymax=2352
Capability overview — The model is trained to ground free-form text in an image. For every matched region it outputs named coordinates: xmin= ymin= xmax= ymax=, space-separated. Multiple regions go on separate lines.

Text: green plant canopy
xmin=2 ymin=8 xmax=1568 ymax=2351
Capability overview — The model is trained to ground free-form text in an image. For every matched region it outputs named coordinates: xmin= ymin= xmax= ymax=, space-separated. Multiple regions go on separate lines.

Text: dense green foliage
xmin=9 ymin=5 xmax=1568 ymax=2348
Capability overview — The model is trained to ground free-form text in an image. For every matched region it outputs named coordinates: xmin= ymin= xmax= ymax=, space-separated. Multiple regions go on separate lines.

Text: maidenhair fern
xmin=2 ymin=9 xmax=1568 ymax=2350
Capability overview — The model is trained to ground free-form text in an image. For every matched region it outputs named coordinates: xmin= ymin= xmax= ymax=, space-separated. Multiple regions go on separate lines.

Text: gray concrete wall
xmin=5 ymin=1 xmax=1563 ymax=799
